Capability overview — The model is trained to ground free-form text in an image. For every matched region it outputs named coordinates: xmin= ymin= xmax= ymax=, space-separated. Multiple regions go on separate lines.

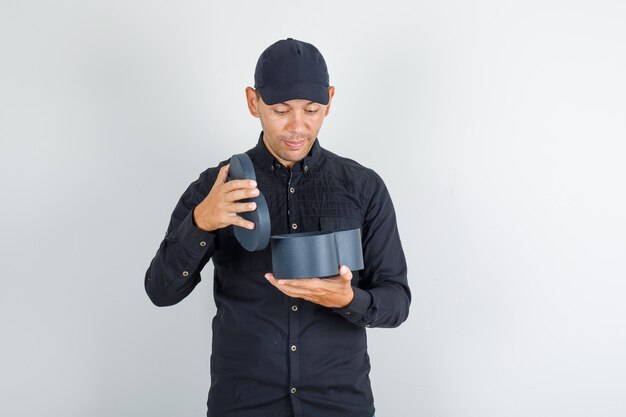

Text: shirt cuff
xmin=175 ymin=209 xmax=217 ymax=254
xmin=332 ymin=287 xmax=372 ymax=326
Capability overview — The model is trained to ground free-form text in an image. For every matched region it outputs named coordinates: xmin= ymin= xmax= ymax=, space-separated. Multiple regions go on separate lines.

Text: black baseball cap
xmin=254 ymin=38 xmax=330 ymax=105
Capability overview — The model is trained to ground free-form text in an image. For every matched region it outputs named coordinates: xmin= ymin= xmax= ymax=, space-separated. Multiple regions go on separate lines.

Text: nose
xmin=286 ymin=110 xmax=305 ymax=134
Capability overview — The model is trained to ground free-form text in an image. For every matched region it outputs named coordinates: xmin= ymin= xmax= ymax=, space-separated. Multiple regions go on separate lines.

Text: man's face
xmin=245 ymin=87 xmax=335 ymax=168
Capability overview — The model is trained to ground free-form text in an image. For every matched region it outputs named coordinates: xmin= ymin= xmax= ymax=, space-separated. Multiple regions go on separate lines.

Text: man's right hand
xmin=193 ymin=164 xmax=259 ymax=232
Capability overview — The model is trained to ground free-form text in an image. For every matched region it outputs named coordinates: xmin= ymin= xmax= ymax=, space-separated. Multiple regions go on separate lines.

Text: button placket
xmin=287 ymin=297 xmax=301 ymax=404
xmin=286 ymin=171 xmax=303 ymax=408
xmin=287 ymin=170 xmax=298 ymax=233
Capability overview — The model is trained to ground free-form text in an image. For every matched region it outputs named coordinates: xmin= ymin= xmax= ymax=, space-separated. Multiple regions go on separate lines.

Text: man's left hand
xmin=265 ymin=265 xmax=354 ymax=308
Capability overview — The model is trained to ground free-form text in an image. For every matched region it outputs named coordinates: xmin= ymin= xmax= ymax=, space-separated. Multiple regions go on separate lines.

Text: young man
xmin=145 ymin=38 xmax=410 ymax=417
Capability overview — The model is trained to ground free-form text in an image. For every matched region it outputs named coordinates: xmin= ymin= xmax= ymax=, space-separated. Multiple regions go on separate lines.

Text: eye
xmin=273 ymin=109 xmax=288 ymax=115
xmin=305 ymin=108 xmax=319 ymax=114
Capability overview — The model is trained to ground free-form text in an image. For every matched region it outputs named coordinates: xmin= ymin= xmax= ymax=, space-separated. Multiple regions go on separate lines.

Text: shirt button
xmin=275 ymin=163 xmax=281 ymax=169
xmin=289 ymin=187 xmax=295 ymax=193
xmin=291 ymin=305 xmax=298 ymax=312
xmin=291 ymin=345 xmax=297 ymax=352
xmin=304 ymin=165 xmax=308 ymax=172
xmin=290 ymin=387 xmax=297 ymax=394
xmin=182 ymin=271 xmax=189 ymax=277
xmin=291 ymin=223 xmax=298 ymax=230
xmin=200 ymin=241 xmax=206 ymax=247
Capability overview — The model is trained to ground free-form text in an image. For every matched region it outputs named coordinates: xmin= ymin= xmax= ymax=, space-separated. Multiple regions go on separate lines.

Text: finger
xmin=265 ymin=274 xmax=293 ymax=293
xmin=265 ymin=273 xmax=278 ymax=286
xmin=228 ymin=201 xmax=257 ymax=214
xmin=276 ymin=277 xmax=322 ymax=288
xmin=266 ymin=274 xmax=309 ymax=290
xmin=223 ymin=179 xmax=257 ymax=193
xmin=265 ymin=273 xmax=306 ymax=287
xmin=224 ymin=187 xmax=259 ymax=203
xmin=214 ymin=164 xmax=230 ymax=185
xmin=265 ymin=276 xmax=312 ymax=298
xmin=226 ymin=214 xmax=255 ymax=230
xmin=339 ymin=265 xmax=353 ymax=281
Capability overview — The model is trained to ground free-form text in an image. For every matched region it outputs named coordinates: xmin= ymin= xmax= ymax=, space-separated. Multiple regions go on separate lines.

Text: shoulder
xmin=318 ymin=146 xmax=396 ymax=222
xmin=318 ymin=146 xmax=386 ymax=192
xmin=320 ymin=147 xmax=377 ymax=178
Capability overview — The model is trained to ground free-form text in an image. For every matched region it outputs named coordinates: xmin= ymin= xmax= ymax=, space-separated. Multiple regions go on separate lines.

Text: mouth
xmin=283 ymin=139 xmax=307 ymax=150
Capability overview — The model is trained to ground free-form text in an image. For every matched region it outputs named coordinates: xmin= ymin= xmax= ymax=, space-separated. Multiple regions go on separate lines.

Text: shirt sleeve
xmin=144 ymin=168 xmax=219 ymax=307
xmin=333 ymin=169 xmax=411 ymax=327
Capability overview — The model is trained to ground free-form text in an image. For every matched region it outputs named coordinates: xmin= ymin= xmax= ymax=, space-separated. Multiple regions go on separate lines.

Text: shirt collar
xmin=248 ymin=130 xmax=322 ymax=174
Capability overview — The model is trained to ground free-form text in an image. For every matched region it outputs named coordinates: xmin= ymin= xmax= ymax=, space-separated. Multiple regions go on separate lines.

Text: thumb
xmin=339 ymin=265 xmax=353 ymax=281
xmin=214 ymin=164 xmax=230 ymax=185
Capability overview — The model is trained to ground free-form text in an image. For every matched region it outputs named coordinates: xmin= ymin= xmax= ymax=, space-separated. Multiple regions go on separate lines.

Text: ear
xmin=324 ymin=86 xmax=336 ymax=116
xmin=245 ymin=87 xmax=260 ymax=118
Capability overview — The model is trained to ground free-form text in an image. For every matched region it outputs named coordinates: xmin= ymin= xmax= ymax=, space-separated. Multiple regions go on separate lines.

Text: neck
xmin=262 ymin=135 xmax=296 ymax=170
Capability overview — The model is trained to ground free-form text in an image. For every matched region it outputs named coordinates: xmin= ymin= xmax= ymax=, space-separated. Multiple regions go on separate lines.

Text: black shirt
xmin=145 ymin=133 xmax=410 ymax=417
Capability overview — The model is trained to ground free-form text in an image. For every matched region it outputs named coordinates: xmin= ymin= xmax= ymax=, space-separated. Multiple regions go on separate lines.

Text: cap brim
xmin=258 ymin=82 xmax=329 ymax=105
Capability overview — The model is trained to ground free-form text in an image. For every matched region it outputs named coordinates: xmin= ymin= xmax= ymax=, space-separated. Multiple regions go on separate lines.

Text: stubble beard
xmin=274 ymin=134 xmax=315 ymax=163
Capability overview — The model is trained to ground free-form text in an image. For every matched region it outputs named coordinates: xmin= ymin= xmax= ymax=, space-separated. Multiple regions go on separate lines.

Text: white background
xmin=1 ymin=1 xmax=625 ymax=416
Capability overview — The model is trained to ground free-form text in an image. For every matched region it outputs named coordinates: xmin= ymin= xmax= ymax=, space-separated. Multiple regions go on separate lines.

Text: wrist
xmin=193 ymin=206 xmax=215 ymax=232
